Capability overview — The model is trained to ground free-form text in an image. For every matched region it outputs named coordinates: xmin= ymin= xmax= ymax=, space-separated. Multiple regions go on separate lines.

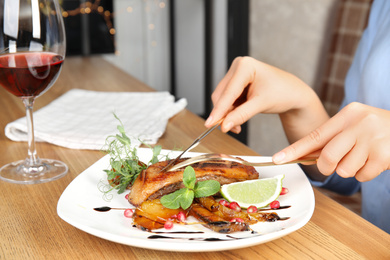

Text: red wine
xmin=0 ymin=52 xmax=64 ymax=97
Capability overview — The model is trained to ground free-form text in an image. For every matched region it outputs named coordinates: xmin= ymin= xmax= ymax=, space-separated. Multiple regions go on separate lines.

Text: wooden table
xmin=1 ymin=56 xmax=389 ymax=259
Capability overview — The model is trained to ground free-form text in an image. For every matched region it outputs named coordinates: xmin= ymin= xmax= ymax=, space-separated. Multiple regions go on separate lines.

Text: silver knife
xmin=160 ymin=119 xmax=223 ymax=172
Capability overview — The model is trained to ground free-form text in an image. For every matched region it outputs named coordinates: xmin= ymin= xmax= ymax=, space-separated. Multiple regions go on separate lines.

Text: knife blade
xmin=159 ymin=118 xmax=223 ymax=172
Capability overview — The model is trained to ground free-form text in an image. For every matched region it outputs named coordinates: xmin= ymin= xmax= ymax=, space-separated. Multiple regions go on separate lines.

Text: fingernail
xmin=205 ymin=116 xmax=213 ymax=126
xmin=273 ymin=152 xmax=286 ymax=163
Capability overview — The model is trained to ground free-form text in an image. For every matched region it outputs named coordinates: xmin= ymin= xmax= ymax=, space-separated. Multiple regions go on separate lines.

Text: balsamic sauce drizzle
xmin=257 ymin=205 xmax=291 ymax=211
xmin=94 ymin=205 xmax=291 ymax=241
xmin=153 ymin=231 xmax=204 ymax=234
xmin=147 ymin=234 xmax=253 ymax=241
xmin=94 ymin=206 xmax=134 ymax=212
xmin=147 ymin=231 xmax=263 ymax=241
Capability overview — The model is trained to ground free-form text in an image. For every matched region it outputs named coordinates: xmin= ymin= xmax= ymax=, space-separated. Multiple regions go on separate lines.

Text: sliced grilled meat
xmin=198 ymin=197 xmax=280 ymax=224
xmin=128 ymin=158 xmax=259 ymax=206
xmin=189 ymin=203 xmax=249 ymax=233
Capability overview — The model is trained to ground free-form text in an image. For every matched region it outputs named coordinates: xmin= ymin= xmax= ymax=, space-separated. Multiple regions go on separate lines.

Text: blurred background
xmin=60 ymin=0 xmax=372 ymax=213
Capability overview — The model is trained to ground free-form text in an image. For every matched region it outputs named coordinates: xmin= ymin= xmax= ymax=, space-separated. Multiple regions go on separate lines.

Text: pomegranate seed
xmin=177 ymin=211 xmax=187 ymax=222
xmin=280 ymin=187 xmax=289 ymax=195
xmin=219 ymin=199 xmax=230 ymax=207
xmin=247 ymin=205 xmax=258 ymax=213
xmin=270 ymin=200 xmax=280 ymax=209
xmin=125 ymin=193 xmax=129 ymax=200
xmin=230 ymin=218 xmax=244 ymax=223
xmin=229 ymin=201 xmax=241 ymax=212
xmin=123 ymin=209 xmax=134 ymax=218
xmin=164 ymin=219 xmax=174 ymax=229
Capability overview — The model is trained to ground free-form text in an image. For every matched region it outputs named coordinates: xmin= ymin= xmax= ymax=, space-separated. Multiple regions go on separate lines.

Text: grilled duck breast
xmin=128 ymin=158 xmax=259 ymax=206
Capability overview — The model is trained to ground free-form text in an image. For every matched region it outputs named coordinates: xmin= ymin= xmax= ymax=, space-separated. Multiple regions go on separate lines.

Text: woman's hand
xmin=205 ymin=56 xmax=329 ymax=143
xmin=273 ymin=102 xmax=390 ymax=182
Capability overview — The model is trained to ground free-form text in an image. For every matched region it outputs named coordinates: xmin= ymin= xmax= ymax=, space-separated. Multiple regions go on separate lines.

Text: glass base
xmin=0 ymin=158 xmax=68 ymax=184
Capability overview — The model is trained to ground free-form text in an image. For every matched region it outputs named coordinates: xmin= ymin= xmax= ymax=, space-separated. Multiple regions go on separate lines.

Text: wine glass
xmin=0 ymin=0 xmax=68 ymax=184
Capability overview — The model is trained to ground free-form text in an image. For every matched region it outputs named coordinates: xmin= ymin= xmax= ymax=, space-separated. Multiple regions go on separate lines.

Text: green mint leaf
xmin=160 ymin=188 xmax=186 ymax=209
xmin=160 ymin=188 xmax=195 ymax=210
xmin=194 ymin=180 xmax=221 ymax=198
xmin=160 ymin=167 xmax=198 ymax=210
xmin=183 ymin=166 xmax=196 ymax=189
xmin=180 ymin=189 xmax=195 ymax=210
xmin=160 ymin=189 xmax=184 ymax=209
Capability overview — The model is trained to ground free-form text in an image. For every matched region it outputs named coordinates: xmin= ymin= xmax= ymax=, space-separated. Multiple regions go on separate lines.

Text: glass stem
xmin=23 ymin=97 xmax=40 ymax=166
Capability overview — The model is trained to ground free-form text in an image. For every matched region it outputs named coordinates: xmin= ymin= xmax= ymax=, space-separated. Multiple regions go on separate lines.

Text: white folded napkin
xmin=5 ymin=89 xmax=187 ymax=150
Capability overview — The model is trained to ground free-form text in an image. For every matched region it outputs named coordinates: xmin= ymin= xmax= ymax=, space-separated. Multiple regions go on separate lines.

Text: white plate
xmin=57 ymin=148 xmax=314 ymax=252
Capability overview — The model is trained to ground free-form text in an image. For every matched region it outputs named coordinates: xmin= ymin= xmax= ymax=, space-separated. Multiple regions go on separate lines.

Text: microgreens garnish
xmin=101 ymin=114 xmax=166 ymax=196
xmin=160 ymin=166 xmax=221 ymax=210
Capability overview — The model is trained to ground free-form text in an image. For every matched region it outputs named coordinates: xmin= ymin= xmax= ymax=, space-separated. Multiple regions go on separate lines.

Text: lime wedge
xmin=220 ymin=174 xmax=285 ymax=209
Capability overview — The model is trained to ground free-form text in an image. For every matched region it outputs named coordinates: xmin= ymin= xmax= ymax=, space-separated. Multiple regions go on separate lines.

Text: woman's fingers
xmin=355 ymin=158 xmax=385 ymax=182
xmin=206 ymin=57 xmax=262 ymax=128
xmin=316 ymin=129 xmax=357 ymax=176
xmin=220 ymin=97 xmax=264 ymax=132
xmin=273 ymin=112 xmax=346 ymax=164
xmin=274 ymin=103 xmax=390 ymax=182
xmin=335 ymin=142 xmax=368 ymax=179
xmin=355 ymin=138 xmax=390 ymax=182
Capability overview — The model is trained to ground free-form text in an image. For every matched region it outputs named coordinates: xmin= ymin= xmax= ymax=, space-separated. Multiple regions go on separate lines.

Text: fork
xmin=159 ymin=119 xmax=224 ymax=172
xmin=167 ymin=153 xmax=317 ymax=172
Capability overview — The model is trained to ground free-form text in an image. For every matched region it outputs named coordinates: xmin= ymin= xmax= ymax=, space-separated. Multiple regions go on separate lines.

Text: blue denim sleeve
xmin=309 ymin=172 xmax=361 ymax=196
